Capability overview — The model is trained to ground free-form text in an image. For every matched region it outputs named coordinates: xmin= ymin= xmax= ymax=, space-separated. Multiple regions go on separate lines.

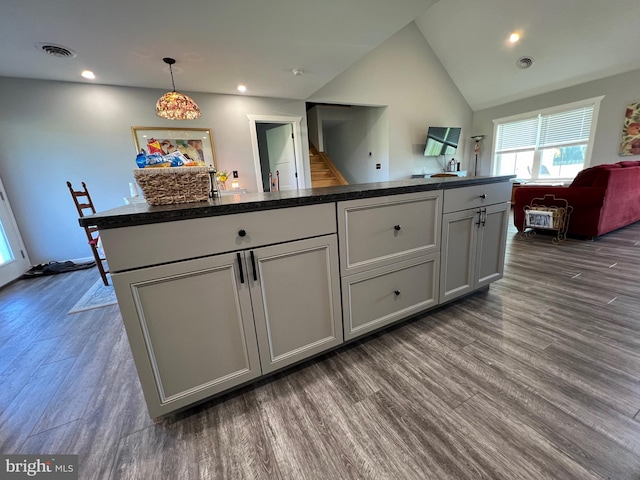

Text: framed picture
xmin=131 ymin=127 xmax=216 ymax=167
xmin=619 ymin=101 xmax=640 ymax=156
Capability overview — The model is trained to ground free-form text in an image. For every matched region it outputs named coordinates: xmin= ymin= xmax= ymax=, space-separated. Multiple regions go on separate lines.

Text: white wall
xmin=307 ymin=107 xmax=321 ymax=151
xmin=309 ymin=104 xmax=372 ymax=155
xmin=472 ymin=68 xmax=640 ymax=175
xmin=308 ymin=22 xmax=473 ymax=180
xmin=0 ymin=77 xmax=307 ymax=264
xmin=323 ymin=106 xmax=388 ymax=184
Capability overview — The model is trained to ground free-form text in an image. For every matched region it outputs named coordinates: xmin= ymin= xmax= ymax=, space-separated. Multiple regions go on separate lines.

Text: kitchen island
xmin=83 ymin=175 xmax=513 ymax=417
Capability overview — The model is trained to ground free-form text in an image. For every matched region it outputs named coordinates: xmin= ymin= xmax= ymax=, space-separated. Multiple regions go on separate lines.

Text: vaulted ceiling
xmin=1 ymin=0 xmax=639 ymax=110
xmin=416 ymin=0 xmax=640 ymax=110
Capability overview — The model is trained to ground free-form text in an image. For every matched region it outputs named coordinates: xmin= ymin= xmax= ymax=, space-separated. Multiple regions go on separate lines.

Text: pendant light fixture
xmin=156 ymin=57 xmax=201 ymax=120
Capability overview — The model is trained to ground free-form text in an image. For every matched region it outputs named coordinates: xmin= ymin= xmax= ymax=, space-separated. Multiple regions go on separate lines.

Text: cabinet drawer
xmin=443 ymin=182 xmax=511 ymax=213
xmin=342 ymin=254 xmax=439 ymax=340
xmin=101 ymin=203 xmax=336 ymax=272
xmin=338 ymin=191 xmax=442 ymax=275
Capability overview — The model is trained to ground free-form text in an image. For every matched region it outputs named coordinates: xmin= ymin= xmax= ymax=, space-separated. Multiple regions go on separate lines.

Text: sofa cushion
xmin=570 ymin=164 xmax=620 ymax=187
xmin=617 ymin=160 xmax=640 ymax=168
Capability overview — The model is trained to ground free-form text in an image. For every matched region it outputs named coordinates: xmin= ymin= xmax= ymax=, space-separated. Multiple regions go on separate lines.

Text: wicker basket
xmin=134 ymin=166 xmax=211 ymax=206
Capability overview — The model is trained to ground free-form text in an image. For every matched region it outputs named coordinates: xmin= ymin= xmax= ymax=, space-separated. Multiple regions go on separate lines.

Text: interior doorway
xmin=0 ymin=176 xmax=30 ymax=287
xmin=248 ymin=115 xmax=307 ymax=192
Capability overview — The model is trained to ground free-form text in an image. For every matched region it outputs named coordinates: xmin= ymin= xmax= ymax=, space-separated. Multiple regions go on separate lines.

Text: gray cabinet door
xmin=112 ymin=253 xmax=261 ymax=418
xmin=475 ymin=202 xmax=509 ymax=288
xmin=249 ymin=235 xmax=343 ymax=374
xmin=440 ymin=202 xmax=509 ymax=303
xmin=439 ymin=208 xmax=479 ymax=303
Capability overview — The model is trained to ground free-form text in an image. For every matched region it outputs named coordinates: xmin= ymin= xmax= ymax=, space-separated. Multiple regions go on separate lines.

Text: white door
xmin=0 ymin=177 xmax=30 ymax=287
xmin=266 ymin=124 xmax=298 ymax=190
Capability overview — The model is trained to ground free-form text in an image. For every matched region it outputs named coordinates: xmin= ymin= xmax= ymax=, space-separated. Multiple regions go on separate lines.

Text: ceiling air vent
xmin=516 ymin=56 xmax=534 ymax=69
xmin=36 ymin=43 xmax=77 ymax=58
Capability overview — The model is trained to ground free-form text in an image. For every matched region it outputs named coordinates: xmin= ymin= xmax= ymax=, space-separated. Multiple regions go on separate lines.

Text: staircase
xmin=309 ymin=145 xmax=349 ymax=188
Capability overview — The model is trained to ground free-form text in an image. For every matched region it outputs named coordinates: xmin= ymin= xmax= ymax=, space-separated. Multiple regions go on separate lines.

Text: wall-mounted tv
xmin=423 ymin=126 xmax=461 ymax=156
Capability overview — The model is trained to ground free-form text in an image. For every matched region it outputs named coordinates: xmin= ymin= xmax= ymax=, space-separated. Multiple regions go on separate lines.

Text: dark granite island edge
xmin=80 ymin=175 xmax=515 ymax=230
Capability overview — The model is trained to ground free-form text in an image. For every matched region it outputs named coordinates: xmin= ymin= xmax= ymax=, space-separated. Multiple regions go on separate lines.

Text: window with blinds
xmin=493 ymin=98 xmax=601 ymax=181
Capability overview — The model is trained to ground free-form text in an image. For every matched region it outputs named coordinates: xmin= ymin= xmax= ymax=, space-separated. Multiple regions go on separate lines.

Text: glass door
xmin=0 ymin=176 xmax=30 ymax=288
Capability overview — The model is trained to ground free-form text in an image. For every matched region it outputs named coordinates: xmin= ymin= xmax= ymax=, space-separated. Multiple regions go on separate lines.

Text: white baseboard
xmin=69 ymin=256 xmax=95 ymax=264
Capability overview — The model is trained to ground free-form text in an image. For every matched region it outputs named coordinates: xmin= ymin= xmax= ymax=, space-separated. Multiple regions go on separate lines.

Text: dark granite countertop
xmin=81 ymin=175 xmax=515 ymax=229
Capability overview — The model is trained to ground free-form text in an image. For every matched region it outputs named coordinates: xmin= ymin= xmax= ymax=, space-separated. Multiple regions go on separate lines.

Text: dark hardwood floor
xmin=2 ymin=216 xmax=640 ymax=479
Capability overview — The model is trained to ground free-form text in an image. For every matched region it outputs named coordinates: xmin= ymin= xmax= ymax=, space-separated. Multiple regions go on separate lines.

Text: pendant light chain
xmin=169 ymin=63 xmax=176 ymax=92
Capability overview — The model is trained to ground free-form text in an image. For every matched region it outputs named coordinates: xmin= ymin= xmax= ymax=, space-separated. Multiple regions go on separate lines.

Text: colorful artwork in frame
xmin=131 ymin=127 xmax=216 ymax=167
xmin=619 ymin=101 xmax=640 ymax=156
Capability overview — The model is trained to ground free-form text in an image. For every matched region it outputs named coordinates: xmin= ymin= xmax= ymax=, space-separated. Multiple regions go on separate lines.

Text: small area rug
xmin=68 ymin=278 xmax=117 ymax=314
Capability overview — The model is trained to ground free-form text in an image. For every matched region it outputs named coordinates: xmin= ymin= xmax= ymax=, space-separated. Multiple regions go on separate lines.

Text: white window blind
xmin=538 ymin=106 xmax=593 ymax=148
xmin=495 ymin=118 xmax=538 ymax=152
xmin=496 ymin=105 xmax=594 ymax=153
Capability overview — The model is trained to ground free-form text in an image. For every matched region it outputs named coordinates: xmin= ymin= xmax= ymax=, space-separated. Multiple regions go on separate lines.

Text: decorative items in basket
xmin=522 ymin=194 xmax=573 ymax=244
xmin=134 ymin=166 xmax=211 ymax=206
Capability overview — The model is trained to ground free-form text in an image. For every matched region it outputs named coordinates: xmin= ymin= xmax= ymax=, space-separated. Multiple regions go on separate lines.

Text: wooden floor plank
xmin=315 ymin=348 xmax=381 ymax=404
xmin=451 ymin=313 xmax=640 ymax=415
xmin=251 ymin=371 xmax=356 ymax=480
xmin=456 ymin=392 xmax=604 ymax=480
xmin=462 ymin=339 xmax=640 ymax=456
xmin=189 ymin=389 xmax=286 ymax=480
xmin=20 ymin=420 xmax=80 ymax=455
xmin=68 ymin=318 xmax=153 ymax=480
xmin=363 ymin=331 xmax=477 ymax=408
xmin=471 ymin=389 xmax=640 ymax=480
xmin=110 ymin=422 xmax=199 ymax=480
xmin=0 ymin=358 xmax=76 ymax=452
xmin=32 ymin=306 xmax=124 ymax=435
xmin=286 ymin=363 xmax=387 ymax=479
xmin=393 ymin=321 xmax=640 ymax=479
xmin=0 ymin=336 xmax=67 ymax=411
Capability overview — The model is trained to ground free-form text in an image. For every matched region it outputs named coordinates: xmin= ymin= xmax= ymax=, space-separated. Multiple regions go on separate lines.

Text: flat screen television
xmin=423 ymin=127 xmax=461 ymax=156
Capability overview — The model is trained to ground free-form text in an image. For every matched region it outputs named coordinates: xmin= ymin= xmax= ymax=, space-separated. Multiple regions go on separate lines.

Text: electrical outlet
xmin=376 ymin=163 xmax=381 ymax=170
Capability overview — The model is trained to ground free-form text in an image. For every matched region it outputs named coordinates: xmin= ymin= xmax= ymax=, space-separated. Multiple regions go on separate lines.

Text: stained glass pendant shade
xmin=156 ymin=57 xmax=201 ymax=120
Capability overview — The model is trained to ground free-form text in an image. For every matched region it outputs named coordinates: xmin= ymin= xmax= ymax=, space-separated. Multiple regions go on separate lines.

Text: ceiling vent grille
xmin=36 ymin=43 xmax=77 ymax=58
xmin=516 ymin=56 xmax=534 ymax=69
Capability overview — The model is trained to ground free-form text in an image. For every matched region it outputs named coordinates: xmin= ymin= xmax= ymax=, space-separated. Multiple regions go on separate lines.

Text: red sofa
xmin=513 ymin=160 xmax=640 ymax=238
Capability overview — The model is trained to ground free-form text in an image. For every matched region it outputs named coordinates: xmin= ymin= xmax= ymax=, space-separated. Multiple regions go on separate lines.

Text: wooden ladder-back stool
xmin=66 ymin=181 xmax=109 ymax=286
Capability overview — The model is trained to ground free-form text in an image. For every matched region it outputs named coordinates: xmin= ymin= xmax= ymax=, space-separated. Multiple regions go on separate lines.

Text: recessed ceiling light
xmin=509 ymin=33 xmax=520 ymax=43
xmin=237 ymin=84 xmax=247 ymax=93
xmin=81 ymin=70 xmax=95 ymax=79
